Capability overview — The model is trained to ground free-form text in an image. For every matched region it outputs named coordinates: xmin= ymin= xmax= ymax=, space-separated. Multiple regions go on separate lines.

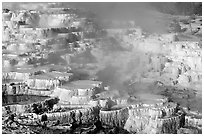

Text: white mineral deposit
xmin=2 ymin=2 xmax=202 ymax=134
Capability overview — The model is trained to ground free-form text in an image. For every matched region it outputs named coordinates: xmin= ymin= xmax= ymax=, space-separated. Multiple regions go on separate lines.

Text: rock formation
xmin=2 ymin=2 xmax=202 ymax=134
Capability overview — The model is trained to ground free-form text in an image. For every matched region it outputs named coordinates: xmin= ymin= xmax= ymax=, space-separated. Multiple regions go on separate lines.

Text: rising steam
xmin=3 ymin=2 xmax=173 ymax=95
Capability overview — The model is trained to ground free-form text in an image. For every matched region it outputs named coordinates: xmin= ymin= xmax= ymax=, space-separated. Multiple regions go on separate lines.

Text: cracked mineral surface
xmin=2 ymin=2 xmax=202 ymax=134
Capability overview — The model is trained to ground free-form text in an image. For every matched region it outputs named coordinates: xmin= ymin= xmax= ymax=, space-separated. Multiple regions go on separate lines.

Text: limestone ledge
xmin=99 ymin=107 xmax=129 ymax=128
xmin=129 ymin=102 xmax=177 ymax=119
xmin=40 ymin=106 xmax=99 ymax=125
xmin=50 ymin=83 xmax=98 ymax=104
xmin=25 ymin=74 xmax=61 ymax=90
xmin=46 ymin=71 xmax=73 ymax=83
xmin=124 ymin=113 xmax=182 ymax=134
xmin=2 ymin=67 xmax=43 ymax=81
xmin=185 ymin=114 xmax=202 ymax=130
xmin=177 ymin=127 xmax=200 ymax=134
xmin=2 ymin=97 xmax=59 ymax=115
xmin=26 ymin=89 xmax=53 ymax=96
xmin=2 ymin=79 xmax=30 ymax=95
xmin=19 ymin=27 xmax=81 ymax=35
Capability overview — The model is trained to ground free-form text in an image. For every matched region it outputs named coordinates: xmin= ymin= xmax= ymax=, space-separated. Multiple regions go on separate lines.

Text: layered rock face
xmin=2 ymin=4 xmax=98 ymax=71
xmin=26 ymin=74 xmax=61 ymax=90
xmin=123 ymin=94 xmax=181 ymax=134
xmin=106 ymin=27 xmax=202 ymax=121
xmin=2 ymin=3 xmax=100 ymax=97
xmin=2 ymin=4 xmax=106 ymax=132
xmin=161 ymin=41 xmax=202 ymax=89
xmin=50 ymin=80 xmax=102 ymax=104
xmin=41 ymin=106 xmax=99 ymax=125
xmin=184 ymin=113 xmax=202 ymax=130
xmin=111 ymin=28 xmax=202 ymax=92
xmin=96 ymin=93 xmax=183 ymax=134
xmin=2 ymin=79 xmax=28 ymax=95
xmin=100 ymin=106 xmax=129 ymax=128
xmin=2 ymin=96 xmax=59 ymax=114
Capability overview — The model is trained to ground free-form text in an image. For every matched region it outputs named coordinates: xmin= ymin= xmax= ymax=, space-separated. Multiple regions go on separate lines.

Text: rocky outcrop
xmin=70 ymin=96 xmax=93 ymax=105
xmin=124 ymin=113 xmax=182 ymax=134
xmin=111 ymin=98 xmax=128 ymax=105
xmin=177 ymin=127 xmax=200 ymax=134
xmin=2 ymin=69 xmax=41 ymax=81
xmin=50 ymin=87 xmax=76 ymax=104
xmin=184 ymin=113 xmax=202 ymax=130
xmin=50 ymin=86 xmax=93 ymax=104
xmin=26 ymin=74 xmax=60 ymax=90
xmin=123 ymin=94 xmax=182 ymax=134
xmin=128 ymin=102 xmax=177 ymax=119
xmin=2 ymin=79 xmax=28 ymax=95
xmin=114 ymin=28 xmax=202 ymax=91
xmin=99 ymin=106 xmax=129 ymax=128
xmin=41 ymin=106 xmax=99 ymax=125
xmin=39 ymin=13 xmax=77 ymax=28
xmin=26 ymin=89 xmax=53 ymax=96
xmin=50 ymin=80 xmax=102 ymax=104
xmin=47 ymin=71 xmax=73 ymax=83
xmin=2 ymin=97 xmax=59 ymax=115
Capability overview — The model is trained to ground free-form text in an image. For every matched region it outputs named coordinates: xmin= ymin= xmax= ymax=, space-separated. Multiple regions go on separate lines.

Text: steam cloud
xmin=3 ymin=2 xmax=172 ymax=95
xmin=89 ymin=35 xmax=151 ymax=95
xmin=70 ymin=3 xmax=168 ymax=94
xmin=70 ymin=2 xmax=171 ymax=33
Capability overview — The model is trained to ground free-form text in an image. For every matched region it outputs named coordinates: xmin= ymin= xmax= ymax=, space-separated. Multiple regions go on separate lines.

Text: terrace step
xmin=25 ymin=74 xmax=60 ymax=90
xmin=124 ymin=113 xmax=182 ymax=134
xmin=40 ymin=106 xmax=99 ymax=125
xmin=99 ymin=106 xmax=129 ymax=128
xmin=2 ymin=96 xmax=59 ymax=114
xmin=50 ymin=81 xmax=98 ymax=104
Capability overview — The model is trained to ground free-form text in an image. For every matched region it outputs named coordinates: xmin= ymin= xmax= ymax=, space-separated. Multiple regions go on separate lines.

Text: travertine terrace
xmin=2 ymin=2 xmax=202 ymax=134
